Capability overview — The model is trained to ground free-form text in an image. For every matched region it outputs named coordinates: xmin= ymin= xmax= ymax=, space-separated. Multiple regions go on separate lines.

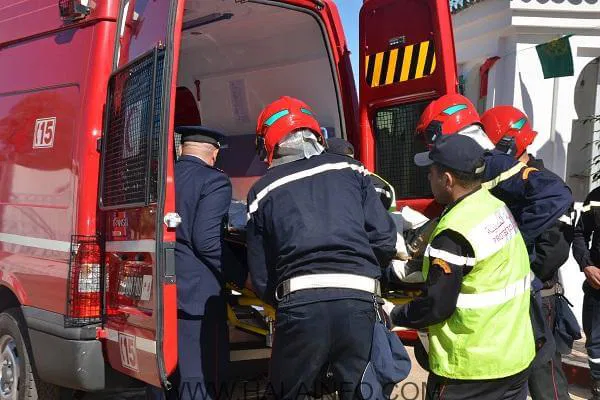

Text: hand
xmin=244 ymin=276 xmax=255 ymax=292
xmin=390 ymin=259 xmax=408 ymax=280
xmin=382 ymin=299 xmax=396 ymax=319
xmin=395 ymin=233 xmax=410 ymax=261
xmin=584 ymin=266 xmax=600 ymax=289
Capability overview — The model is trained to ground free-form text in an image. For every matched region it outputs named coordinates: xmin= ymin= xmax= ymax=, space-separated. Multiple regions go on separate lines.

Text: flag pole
xmin=550 ymin=77 xmax=560 ymax=175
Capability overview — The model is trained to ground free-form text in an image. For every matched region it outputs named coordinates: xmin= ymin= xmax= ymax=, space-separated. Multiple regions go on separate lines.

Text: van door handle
xmin=163 ymin=213 xmax=182 ymax=228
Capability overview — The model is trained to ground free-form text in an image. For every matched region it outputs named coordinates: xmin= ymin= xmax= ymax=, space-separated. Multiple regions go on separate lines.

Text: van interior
xmin=176 ymin=0 xmax=344 ymax=200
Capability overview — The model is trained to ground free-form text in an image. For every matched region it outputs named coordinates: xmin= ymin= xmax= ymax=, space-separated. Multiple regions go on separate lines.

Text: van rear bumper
xmin=23 ymin=306 xmax=106 ymax=391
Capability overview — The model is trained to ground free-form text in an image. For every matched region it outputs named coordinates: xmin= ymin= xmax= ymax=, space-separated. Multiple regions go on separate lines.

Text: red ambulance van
xmin=0 ymin=0 xmax=457 ymax=396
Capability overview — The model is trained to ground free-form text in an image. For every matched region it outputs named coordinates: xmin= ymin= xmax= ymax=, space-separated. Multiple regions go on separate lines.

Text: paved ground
xmin=400 ymin=345 xmax=592 ymax=400
xmin=75 ymin=344 xmax=594 ymax=399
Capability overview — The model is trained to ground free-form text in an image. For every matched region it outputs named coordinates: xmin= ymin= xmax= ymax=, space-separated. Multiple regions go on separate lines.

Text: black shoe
xmin=591 ymin=379 xmax=600 ymax=400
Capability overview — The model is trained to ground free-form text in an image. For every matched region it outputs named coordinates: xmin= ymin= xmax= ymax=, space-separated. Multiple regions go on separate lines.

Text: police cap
xmin=176 ymin=126 xmax=227 ymax=149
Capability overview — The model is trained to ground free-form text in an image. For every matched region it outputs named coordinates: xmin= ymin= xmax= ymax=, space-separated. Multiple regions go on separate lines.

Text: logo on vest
xmin=471 ymin=207 xmax=518 ymax=259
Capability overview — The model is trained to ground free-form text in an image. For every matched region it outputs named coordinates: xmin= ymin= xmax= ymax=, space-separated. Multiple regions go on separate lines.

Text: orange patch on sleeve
xmin=522 ymin=167 xmax=538 ymax=180
xmin=432 ymin=258 xmax=452 ymax=274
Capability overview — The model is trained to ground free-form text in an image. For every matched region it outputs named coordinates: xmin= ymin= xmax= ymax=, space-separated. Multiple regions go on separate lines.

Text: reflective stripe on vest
xmin=423 ymin=188 xmax=534 ymax=380
xmin=456 ymin=275 xmax=530 ymax=309
xmin=424 ymin=245 xmax=476 ymax=266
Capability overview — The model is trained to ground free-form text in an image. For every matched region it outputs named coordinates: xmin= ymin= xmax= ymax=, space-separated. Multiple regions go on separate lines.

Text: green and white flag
xmin=535 ymin=35 xmax=574 ymax=79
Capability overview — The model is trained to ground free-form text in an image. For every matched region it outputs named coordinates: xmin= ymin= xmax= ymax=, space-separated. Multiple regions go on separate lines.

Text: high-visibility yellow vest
xmin=423 ymin=188 xmax=534 ymax=379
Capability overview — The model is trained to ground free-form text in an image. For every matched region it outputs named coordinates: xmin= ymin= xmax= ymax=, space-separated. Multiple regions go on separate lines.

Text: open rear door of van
xmin=359 ymin=0 xmax=458 ymax=216
xmin=98 ymin=0 xmax=184 ymax=388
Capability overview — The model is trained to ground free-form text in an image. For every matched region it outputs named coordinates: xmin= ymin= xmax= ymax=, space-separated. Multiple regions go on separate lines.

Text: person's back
xmin=157 ymin=127 xmax=232 ymax=400
xmin=482 ymin=149 xmax=572 ymax=248
xmin=175 ymin=153 xmax=231 ymax=314
xmin=247 ymin=151 xmax=394 ymax=303
xmin=246 ymin=96 xmax=405 ymax=400
xmin=326 ymin=137 xmax=396 ymax=210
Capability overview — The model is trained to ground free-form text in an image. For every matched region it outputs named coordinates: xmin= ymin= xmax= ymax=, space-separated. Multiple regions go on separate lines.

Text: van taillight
xmin=58 ymin=0 xmax=90 ymax=21
xmin=65 ymin=236 xmax=103 ymax=327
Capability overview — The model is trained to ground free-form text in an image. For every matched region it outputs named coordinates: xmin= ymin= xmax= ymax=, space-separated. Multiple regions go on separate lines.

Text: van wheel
xmin=0 ymin=308 xmax=61 ymax=400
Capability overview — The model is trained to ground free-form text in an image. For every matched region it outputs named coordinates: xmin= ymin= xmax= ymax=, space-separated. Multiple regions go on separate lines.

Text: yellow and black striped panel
xmin=365 ymin=40 xmax=437 ymax=88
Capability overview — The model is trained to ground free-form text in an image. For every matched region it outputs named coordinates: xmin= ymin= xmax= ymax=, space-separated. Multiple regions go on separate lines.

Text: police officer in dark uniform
xmin=247 ymin=97 xmax=408 ymax=400
xmin=573 ymin=187 xmax=600 ymax=400
xmin=153 ymin=126 xmax=232 ymax=400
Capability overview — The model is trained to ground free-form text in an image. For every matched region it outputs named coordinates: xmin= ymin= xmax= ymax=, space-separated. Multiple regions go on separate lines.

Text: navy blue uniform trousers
xmin=148 ymin=296 xmax=229 ymax=400
xmin=426 ymin=366 xmax=531 ymax=400
xmin=528 ymin=294 xmax=570 ymax=400
xmin=268 ymin=297 xmax=374 ymax=400
xmin=583 ymin=283 xmax=600 ymax=380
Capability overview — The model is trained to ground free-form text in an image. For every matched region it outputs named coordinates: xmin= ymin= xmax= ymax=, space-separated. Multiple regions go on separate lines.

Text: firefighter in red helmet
xmin=416 ymin=93 xmax=494 ymax=150
xmin=255 ymin=96 xmax=324 ymax=165
xmin=482 ymin=105 xmax=575 ymax=400
xmin=481 ymin=105 xmax=537 ymax=161
xmin=247 ymin=96 xmax=410 ymax=400
xmin=413 ymin=94 xmax=571 ymax=249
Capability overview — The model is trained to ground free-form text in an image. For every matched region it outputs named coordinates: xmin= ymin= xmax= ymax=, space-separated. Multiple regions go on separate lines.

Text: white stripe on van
xmin=105 ymin=329 xmax=157 ymax=354
xmin=0 ymin=233 xmax=70 ymax=252
xmin=105 ymin=240 xmax=156 ymax=253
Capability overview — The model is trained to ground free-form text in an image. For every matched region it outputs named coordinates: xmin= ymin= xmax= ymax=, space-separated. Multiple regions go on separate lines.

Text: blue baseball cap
xmin=414 ymin=134 xmax=485 ymax=174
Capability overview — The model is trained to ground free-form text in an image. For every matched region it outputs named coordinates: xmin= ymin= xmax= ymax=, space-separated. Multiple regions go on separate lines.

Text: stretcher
xmin=224 ymin=202 xmax=436 ymax=346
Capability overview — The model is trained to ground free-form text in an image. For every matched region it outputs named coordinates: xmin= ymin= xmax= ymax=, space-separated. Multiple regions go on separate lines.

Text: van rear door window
xmin=374 ymin=102 xmax=432 ymax=199
xmin=100 ymin=47 xmax=165 ymax=209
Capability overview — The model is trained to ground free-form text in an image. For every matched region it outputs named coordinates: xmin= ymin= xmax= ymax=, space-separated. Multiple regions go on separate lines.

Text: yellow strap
xmin=521 ymin=167 xmax=538 ymax=180
xmin=482 ymin=162 xmax=527 ymax=190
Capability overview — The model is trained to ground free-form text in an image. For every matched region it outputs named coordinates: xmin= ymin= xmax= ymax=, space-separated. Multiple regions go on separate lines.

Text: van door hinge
xmin=312 ymin=0 xmax=325 ymax=10
xmin=163 ymin=213 xmax=182 ymax=228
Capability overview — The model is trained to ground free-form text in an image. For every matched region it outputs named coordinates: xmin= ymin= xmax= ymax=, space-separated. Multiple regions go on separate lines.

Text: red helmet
xmin=256 ymin=96 xmax=323 ymax=164
xmin=481 ymin=105 xmax=537 ymax=158
xmin=416 ymin=94 xmax=481 ymax=146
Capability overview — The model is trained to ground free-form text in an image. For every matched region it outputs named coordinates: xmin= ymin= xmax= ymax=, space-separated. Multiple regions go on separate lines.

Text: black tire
xmin=0 ymin=308 xmax=62 ymax=400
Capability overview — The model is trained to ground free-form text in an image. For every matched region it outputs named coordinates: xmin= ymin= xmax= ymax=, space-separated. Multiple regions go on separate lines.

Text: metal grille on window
xmin=101 ymin=47 xmax=165 ymax=208
xmin=375 ymin=101 xmax=432 ymax=199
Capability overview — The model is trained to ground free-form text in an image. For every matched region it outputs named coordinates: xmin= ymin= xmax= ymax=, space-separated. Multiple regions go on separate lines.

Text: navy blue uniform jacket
xmin=175 ymin=155 xmax=232 ymax=316
xmin=483 ymin=150 xmax=572 ymax=249
xmin=246 ymin=153 xmax=397 ymax=306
